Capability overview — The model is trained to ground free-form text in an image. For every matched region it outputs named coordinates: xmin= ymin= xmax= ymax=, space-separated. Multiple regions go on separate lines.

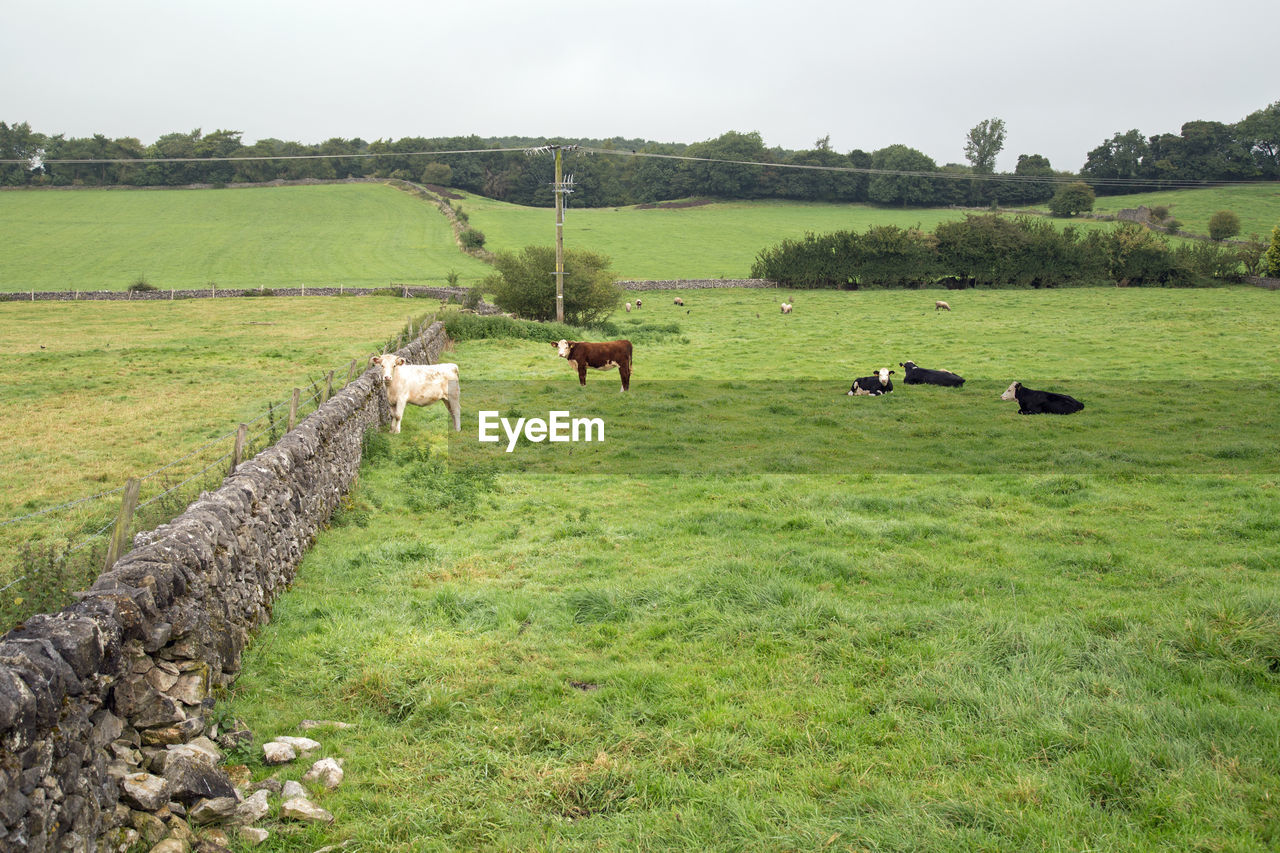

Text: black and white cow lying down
xmin=848 ymin=368 xmax=894 ymax=396
xmin=898 ymin=360 xmax=965 ymax=387
xmin=1000 ymin=382 xmax=1084 ymax=415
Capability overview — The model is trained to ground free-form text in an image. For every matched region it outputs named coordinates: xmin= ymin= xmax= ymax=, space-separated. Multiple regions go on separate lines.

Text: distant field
xmin=455 ymin=195 xmax=974 ymax=280
xmin=0 ymin=183 xmax=493 ymax=292
xmin=3 ymin=182 xmax=1278 ymax=295
xmin=1083 ymin=183 xmax=1280 ymax=239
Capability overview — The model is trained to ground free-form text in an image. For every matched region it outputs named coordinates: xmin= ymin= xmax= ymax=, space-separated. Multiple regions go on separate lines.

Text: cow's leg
xmin=446 ymin=378 xmax=461 ymax=431
xmin=578 ymin=364 xmax=588 ymax=387
xmin=619 ymin=361 xmax=630 ymax=392
xmin=392 ymin=399 xmax=407 ymax=433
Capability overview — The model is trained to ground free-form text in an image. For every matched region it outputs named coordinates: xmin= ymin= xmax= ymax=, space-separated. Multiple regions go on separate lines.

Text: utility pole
xmin=526 ymin=144 xmax=578 ymax=322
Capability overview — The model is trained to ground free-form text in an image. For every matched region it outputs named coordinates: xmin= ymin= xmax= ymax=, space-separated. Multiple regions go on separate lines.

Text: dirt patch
xmin=421 ymin=183 xmax=464 ymax=200
xmin=634 ymin=198 xmax=715 ymax=210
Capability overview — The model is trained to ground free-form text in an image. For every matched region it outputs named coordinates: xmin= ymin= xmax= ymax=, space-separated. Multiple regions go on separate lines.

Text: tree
xmin=1207 ymin=210 xmax=1241 ymax=241
xmin=1081 ymin=129 xmax=1148 ymax=193
xmin=1048 ymin=181 xmax=1095 ymax=217
xmin=867 ymin=145 xmax=941 ymax=207
xmin=964 ymin=118 xmax=1006 ymax=174
xmin=1235 ymin=100 xmax=1280 ymax=179
xmin=488 ymin=246 xmax=622 ymax=325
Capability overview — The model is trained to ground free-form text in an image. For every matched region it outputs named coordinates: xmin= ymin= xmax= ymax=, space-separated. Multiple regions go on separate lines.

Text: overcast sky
xmin=4 ymin=0 xmax=1277 ymax=174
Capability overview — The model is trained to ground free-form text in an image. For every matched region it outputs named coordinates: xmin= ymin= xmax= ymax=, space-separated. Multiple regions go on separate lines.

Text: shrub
xmin=1164 ymin=219 xmax=1183 ymax=234
xmin=1266 ymin=225 xmax=1280 ymax=277
xmin=488 ymin=246 xmax=623 ymax=325
xmin=461 ymin=287 xmax=483 ymax=310
xmin=1149 ymin=205 xmax=1170 ymax=221
xmin=1047 ymin=181 xmax=1096 ymax=218
xmin=129 ymin=277 xmax=156 ymax=292
xmin=1207 ymin=210 xmax=1241 ymax=241
xmin=1236 ymin=234 xmax=1269 ymax=277
xmin=1173 ymin=241 xmax=1241 ymax=282
xmin=1085 ymin=222 xmax=1188 ymax=286
xmin=460 ymin=228 xmax=485 ymax=249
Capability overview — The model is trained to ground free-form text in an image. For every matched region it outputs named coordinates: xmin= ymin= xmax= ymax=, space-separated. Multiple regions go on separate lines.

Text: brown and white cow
xmin=369 ymin=354 xmax=461 ymax=433
xmin=553 ymin=339 xmax=633 ymax=392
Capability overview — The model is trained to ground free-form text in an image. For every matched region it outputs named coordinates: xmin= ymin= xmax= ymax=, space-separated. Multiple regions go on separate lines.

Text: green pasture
xmin=217 ymin=287 xmax=1280 ymax=851
xmin=1083 ymin=183 xmax=1280 ymax=240
xmin=4 ymin=183 xmax=1279 ymax=294
xmin=0 ymin=183 xmax=492 ymax=293
xmin=455 ymin=194 xmax=974 ymax=280
xmin=0 ymin=296 xmax=437 ymax=621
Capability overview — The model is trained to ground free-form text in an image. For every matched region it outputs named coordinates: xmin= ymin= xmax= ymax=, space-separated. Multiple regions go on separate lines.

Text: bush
xmin=1207 ymin=210 xmax=1241 ymax=241
xmin=488 ymin=246 xmax=623 ymax=325
xmin=460 ymin=228 xmax=485 ymax=249
xmin=129 ymin=277 xmax=156 ymax=292
xmin=1173 ymin=241 xmax=1241 ymax=282
xmin=1266 ymin=226 xmax=1280 ymax=277
xmin=1085 ymin=222 xmax=1188 ymax=286
xmin=1047 ymin=181 xmax=1096 ymax=218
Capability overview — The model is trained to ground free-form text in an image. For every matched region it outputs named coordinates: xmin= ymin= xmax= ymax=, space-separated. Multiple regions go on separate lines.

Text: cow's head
xmin=553 ymin=340 xmax=574 ymax=359
xmin=899 ymin=361 xmax=916 ymax=371
xmin=877 ymin=368 xmax=894 ymax=385
xmin=370 ymin=353 xmax=405 ymax=385
xmin=1000 ymin=382 xmax=1021 ymax=401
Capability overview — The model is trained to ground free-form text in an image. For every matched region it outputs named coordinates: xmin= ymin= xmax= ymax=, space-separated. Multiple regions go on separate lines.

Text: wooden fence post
xmin=347 ymin=359 xmax=357 ymax=384
xmin=289 ymin=388 xmax=300 ymax=431
xmin=231 ymin=423 xmax=248 ymax=474
xmin=103 ymin=478 xmax=141 ymax=572
xmin=324 ymin=371 xmax=334 ymax=402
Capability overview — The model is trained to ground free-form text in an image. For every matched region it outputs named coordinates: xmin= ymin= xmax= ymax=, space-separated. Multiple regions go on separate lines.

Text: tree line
xmin=2 ymin=100 xmax=1277 ymax=206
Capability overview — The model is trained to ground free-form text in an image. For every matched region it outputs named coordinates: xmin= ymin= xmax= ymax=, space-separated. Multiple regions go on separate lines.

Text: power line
xmin=2 ymin=144 xmax=1266 ymax=188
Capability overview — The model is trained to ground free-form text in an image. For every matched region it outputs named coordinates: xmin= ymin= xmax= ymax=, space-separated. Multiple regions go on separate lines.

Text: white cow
xmin=369 ymin=354 xmax=461 ymax=434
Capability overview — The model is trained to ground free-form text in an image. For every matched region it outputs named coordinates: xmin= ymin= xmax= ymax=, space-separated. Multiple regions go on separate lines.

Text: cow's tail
xmin=448 ymin=376 xmax=461 ymax=431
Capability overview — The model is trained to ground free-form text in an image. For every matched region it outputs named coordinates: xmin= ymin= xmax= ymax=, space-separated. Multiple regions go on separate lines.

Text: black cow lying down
xmin=1001 ymin=381 xmax=1084 ymax=415
xmin=899 ymin=360 xmax=964 ymax=387
xmin=848 ymin=368 xmax=894 ymax=396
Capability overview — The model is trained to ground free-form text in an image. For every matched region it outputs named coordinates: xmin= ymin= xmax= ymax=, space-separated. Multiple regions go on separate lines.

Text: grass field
xmin=1084 ymin=184 xmax=1280 ymax=240
xmin=0 ymin=183 xmax=493 ymax=292
xmin=454 ymin=195 xmax=976 ymax=280
xmin=212 ymin=286 xmax=1280 ymax=851
xmin=4 ymin=183 xmax=1278 ymax=294
xmin=0 ymin=296 xmax=437 ymax=622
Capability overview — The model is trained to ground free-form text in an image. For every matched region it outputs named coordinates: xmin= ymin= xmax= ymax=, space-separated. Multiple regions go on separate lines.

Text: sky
xmin=4 ymin=0 xmax=1277 ymax=175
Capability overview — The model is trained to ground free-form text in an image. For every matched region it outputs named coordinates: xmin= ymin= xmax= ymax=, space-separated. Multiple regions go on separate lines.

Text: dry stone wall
xmin=619 ymin=279 xmax=777 ymax=291
xmin=0 ymin=322 xmax=449 ymax=850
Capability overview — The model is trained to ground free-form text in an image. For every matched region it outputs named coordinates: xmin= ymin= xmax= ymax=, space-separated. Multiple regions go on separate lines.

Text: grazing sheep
xmin=781 ymin=302 xmax=793 ymax=314
xmin=673 ymin=297 xmax=684 ymax=306
xmin=626 ymin=302 xmax=632 ymax=313
xmin=935 ymin=300 xmax=951 ymax=311
xmin=635 ymin=298 xmax=642 ymax=308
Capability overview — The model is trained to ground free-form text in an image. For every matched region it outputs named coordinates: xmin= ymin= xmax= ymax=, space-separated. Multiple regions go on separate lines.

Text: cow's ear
xmin=396 ymin=357 xmax=406 ymax=366
xmin=369 ymin=354 xmax=377 ymax=365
